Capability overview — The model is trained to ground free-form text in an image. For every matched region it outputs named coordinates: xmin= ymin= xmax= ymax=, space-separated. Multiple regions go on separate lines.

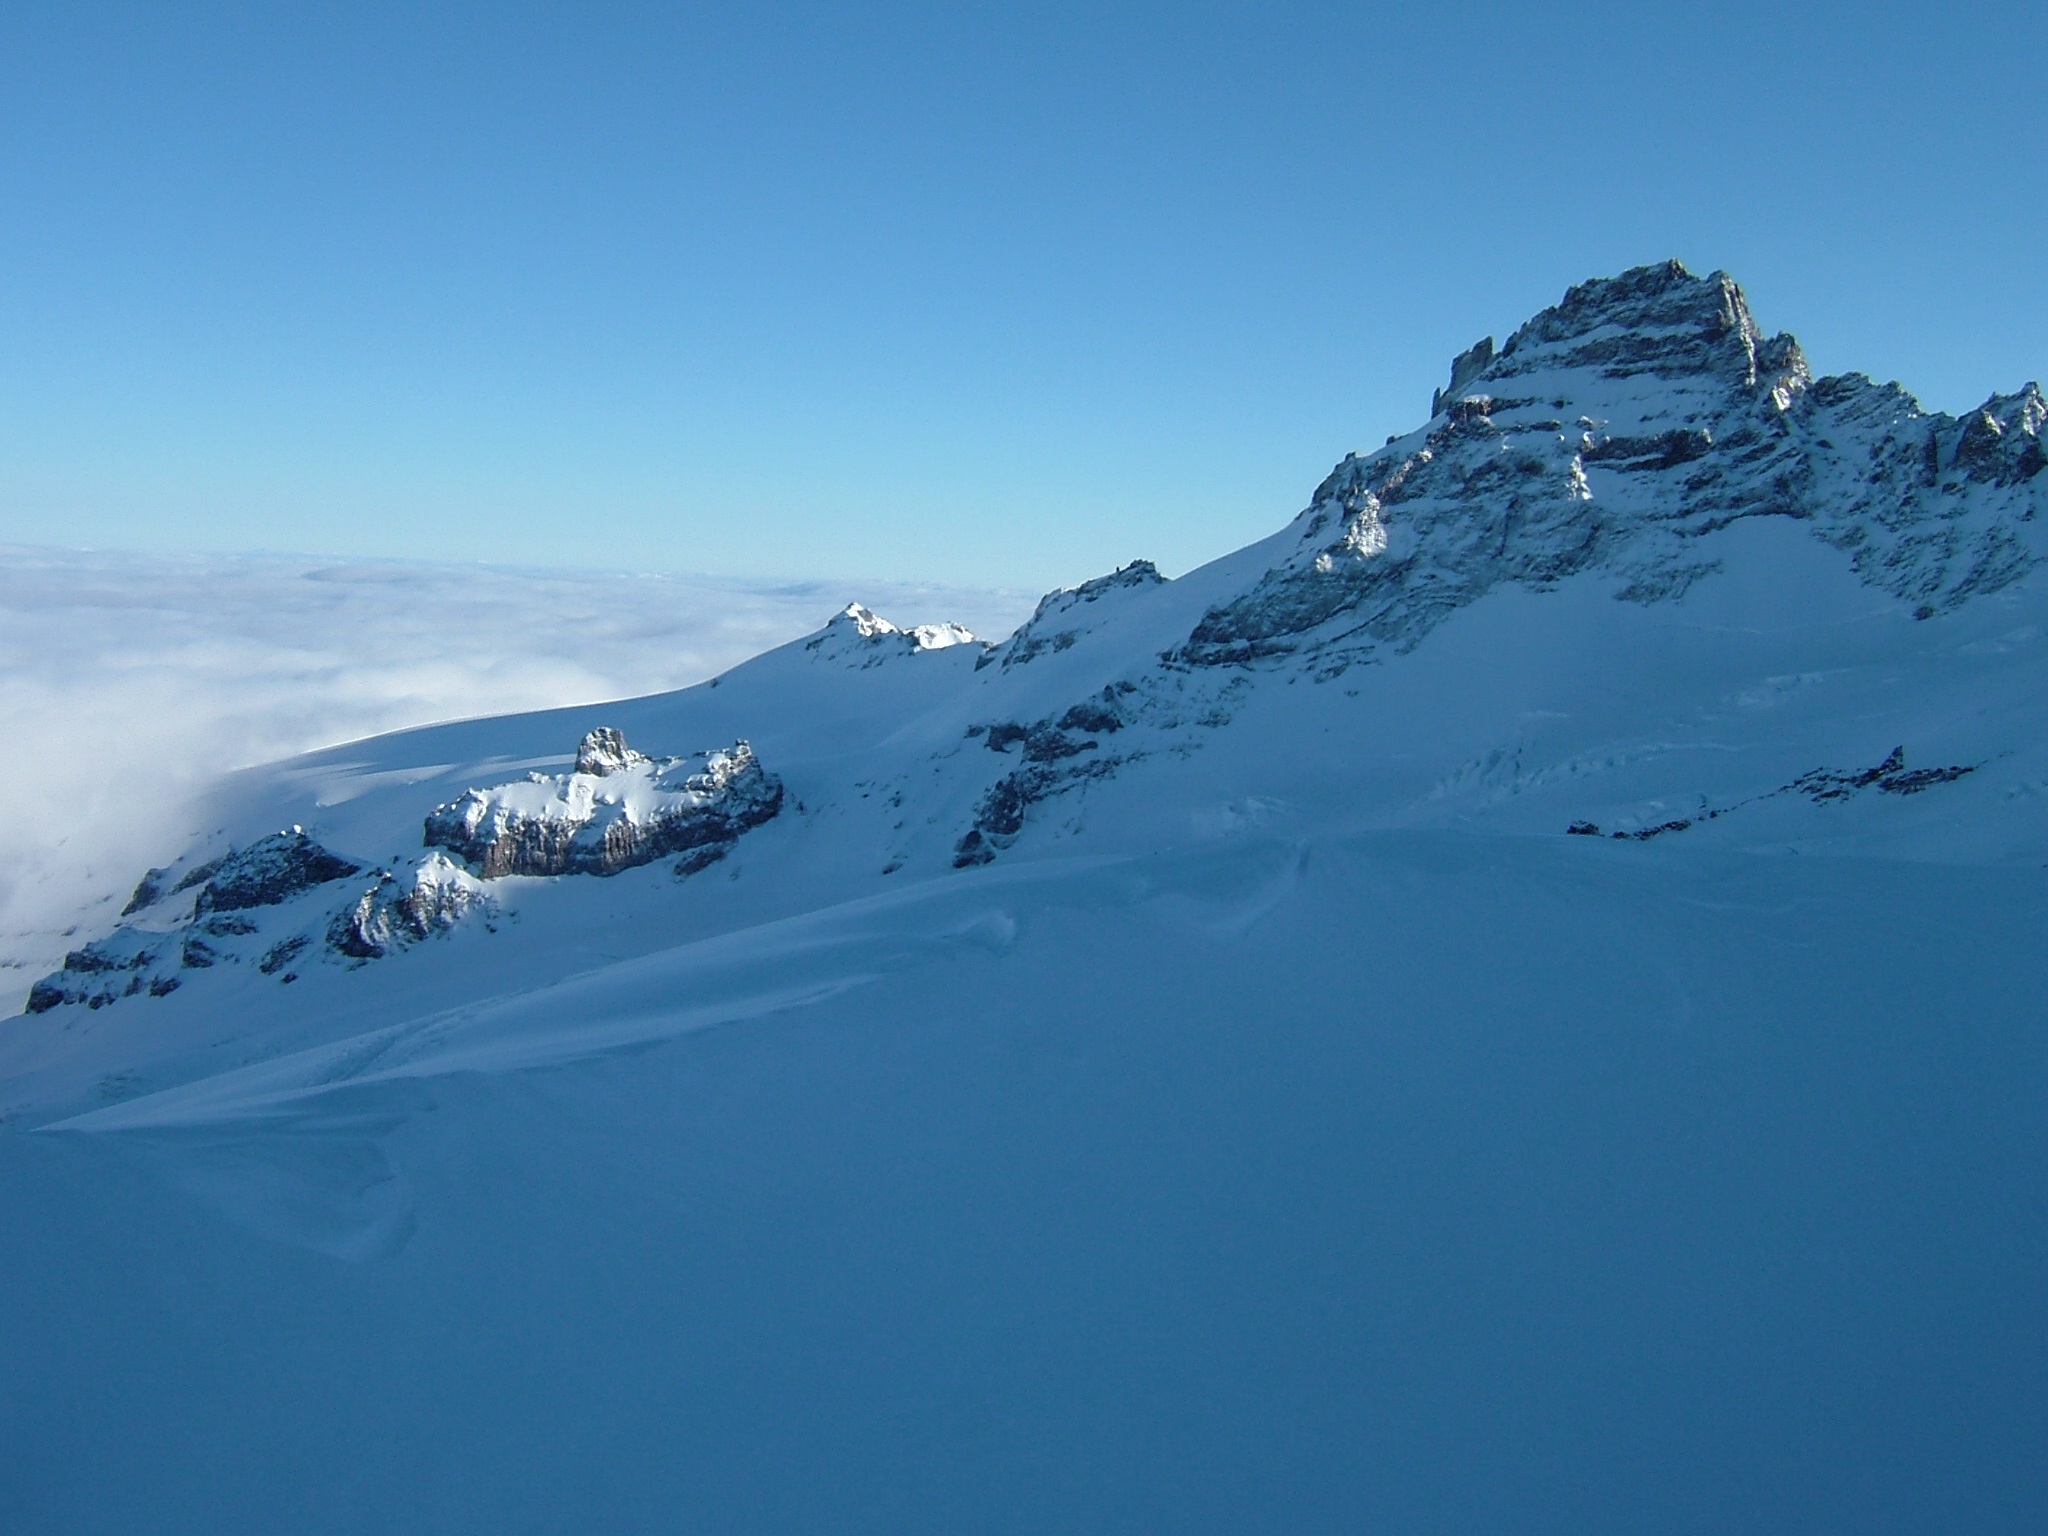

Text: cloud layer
xmin=0 ymin=545 xmax=1032 ymax=1004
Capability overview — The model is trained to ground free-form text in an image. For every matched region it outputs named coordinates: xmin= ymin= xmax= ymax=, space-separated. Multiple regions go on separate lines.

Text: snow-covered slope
xmin=4 ymin=263 xmax=2045 ymax=1533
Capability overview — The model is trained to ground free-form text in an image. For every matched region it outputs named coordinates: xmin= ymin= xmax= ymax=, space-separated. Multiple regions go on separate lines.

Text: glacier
xmin=2 ymin=262 xmax=2044 ymax=1533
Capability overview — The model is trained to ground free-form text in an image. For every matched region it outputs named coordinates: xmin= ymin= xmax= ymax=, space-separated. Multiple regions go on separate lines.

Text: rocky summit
xmin=1180 ymin=260 xmax=2041 ymax=668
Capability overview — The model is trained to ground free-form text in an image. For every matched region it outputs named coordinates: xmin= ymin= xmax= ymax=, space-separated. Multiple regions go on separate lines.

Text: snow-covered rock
xmin=328 ymin=853 xmax=491 ymax=960
xmin=979 ymin=560 xmax=1164 ymax=671
xmin=22 ymin=829 xmax=499 ymax=1011
xmin=424 ymin=730 xmax=783 ymax=878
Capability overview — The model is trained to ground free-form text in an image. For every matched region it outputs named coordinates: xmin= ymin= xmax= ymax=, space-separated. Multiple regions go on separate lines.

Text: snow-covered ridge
xmin=8 ymin=263 xmax=2047 ymax=1527
xmin=979 ymin=560 xmax=1165 ymax=671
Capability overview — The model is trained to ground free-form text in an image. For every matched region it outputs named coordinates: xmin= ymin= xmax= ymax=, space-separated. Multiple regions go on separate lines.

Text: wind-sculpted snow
xmin=9 ymin=832 xmax=2048 ymax=1531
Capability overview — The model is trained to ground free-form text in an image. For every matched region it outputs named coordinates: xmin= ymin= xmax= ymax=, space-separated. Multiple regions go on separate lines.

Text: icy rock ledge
xmin=425 ymin=730 xmax=784 ymax=879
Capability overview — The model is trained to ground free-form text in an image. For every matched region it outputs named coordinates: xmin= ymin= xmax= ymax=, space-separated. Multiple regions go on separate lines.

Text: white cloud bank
xmin=0 ymin=544 xmax=1034 ymax=1003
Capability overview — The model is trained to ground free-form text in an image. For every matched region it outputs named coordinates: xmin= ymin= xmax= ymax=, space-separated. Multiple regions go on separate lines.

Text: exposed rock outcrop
xmin=25 ymin=827 xmax=374 ymax=1012
xmin=953 ymin=687 xmax=1141 ymax=866
xmin=1558 ymin=746 xmax=1980 ymax=844
xmin=190 ymin=829 xmax=362 ymax=914
xmin=22 ymin=733 xmax=785 ymax=1012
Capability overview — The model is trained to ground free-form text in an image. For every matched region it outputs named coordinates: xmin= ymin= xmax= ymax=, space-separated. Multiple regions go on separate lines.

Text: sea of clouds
xmin=0 ymin=544 xmax=1034 ymax=1003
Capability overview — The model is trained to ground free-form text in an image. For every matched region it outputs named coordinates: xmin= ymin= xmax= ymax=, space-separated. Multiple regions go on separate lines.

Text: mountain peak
xmin=1424 ymin=260 xmax=1807 ymax=413
xmin=804 ymin=602 xmax=985 ymax=667
xmin=1183 ymin=261 xmax=2035 ymax=669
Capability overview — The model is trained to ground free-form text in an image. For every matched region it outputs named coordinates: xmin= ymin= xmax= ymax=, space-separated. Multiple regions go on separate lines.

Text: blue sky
xmin=1 ymin=2 xmax=2042 ymax=591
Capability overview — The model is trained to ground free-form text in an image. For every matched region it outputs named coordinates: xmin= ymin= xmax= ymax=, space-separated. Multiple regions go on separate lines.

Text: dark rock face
xmin=1789 ymin=746 xmax=1976 ymax=802
xmin=953 ymin=692 xmax=1138 ymax=867
xmin=1171 ymin=261 xmax=2044 ymax=671
xmin=1560 ymin=746 xmax=1980 ymax=844
xmin=25 ymin=946 xmax=157 ymax=1013
xmin=425 ymin=733 xmax=784 ymax=879
xmin=258 ymin=935 xmax=309 ymax=975
xmin=983 ymin=720 xmax=1098 ymax=764
xmin=1951 ymin=385 xmax=2048 ymax=486
xmin=119 ymin=867 xmax=171 ymax=917
xmin=1432 ymin=336 xmax=1495 ymax=417
xmin=191 ymin=830 xmax=362 ymax=915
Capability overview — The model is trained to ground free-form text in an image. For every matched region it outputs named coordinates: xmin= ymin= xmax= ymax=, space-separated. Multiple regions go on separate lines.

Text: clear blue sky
xmin=1 ymin=2 xmax=2042 ymax=591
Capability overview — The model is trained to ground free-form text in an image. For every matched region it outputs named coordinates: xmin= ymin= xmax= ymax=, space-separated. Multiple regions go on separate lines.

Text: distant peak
xmin=808 ymin=602 xmax=984 ymax=662
xmin=833 ymin=602 xmax=899 ymax=639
